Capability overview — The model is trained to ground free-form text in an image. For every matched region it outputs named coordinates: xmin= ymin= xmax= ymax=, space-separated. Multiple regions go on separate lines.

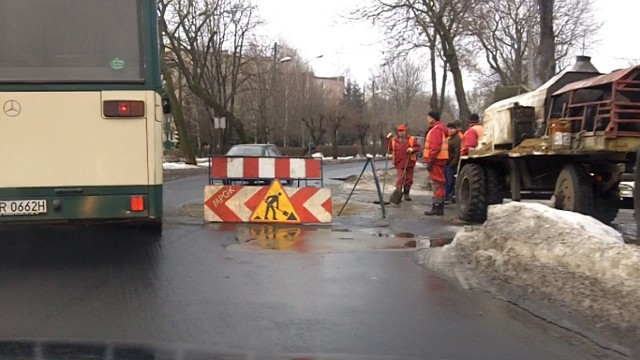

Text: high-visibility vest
xmin=392 ymin=136 xmax=417 ymax=162
xmin=469 ymin=124 xmax=484 ymax=139
xmin=424 ymin=126 xmax=449 ymax=160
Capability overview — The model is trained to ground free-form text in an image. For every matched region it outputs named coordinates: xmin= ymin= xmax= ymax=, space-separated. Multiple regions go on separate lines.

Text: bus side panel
xmin=148 ymin=91 xmax=163 ymax=220
xmin=0 ymin=92 xmax=148 ymax=187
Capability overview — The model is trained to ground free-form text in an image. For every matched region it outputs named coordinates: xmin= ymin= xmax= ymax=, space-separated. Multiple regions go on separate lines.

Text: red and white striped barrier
xmin=204 ymin=183 xmax=332 ymax=223
xmin=209 ymin=157 xmax=322 ymax=184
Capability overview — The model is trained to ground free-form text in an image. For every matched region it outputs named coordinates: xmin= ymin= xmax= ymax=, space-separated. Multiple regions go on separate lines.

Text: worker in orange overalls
xmin=423 ymin=111 xmax=449 ymax=215
xmin=386 ymin=124 xmax=420 ymax=200
xmin=461 ymin=113 xmax=484 ymax=155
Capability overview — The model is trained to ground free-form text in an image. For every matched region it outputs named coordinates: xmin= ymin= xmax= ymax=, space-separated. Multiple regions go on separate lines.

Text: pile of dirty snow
xmin=339 ymin=170 xmax=391 ymax=191
xmin=443 ymin=202 xmax=640 ymax=335
xmin=163 ymin=158 xmax=210 ymax=170
xmin=339 ymin=166 xmax=429 ymax=193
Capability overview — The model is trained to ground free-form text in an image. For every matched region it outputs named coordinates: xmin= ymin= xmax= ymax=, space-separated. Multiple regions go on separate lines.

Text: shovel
xmin=389 ymin=157 xmax=410 ymax=205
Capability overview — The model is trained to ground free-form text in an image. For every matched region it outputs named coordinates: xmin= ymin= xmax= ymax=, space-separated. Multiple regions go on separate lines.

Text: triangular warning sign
xmin=250 ymin=180 xmax=301 ymax=223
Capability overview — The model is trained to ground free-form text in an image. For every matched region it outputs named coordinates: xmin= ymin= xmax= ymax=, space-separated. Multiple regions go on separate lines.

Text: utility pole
xmin=268 ymin=42 xmax=278 ymax=144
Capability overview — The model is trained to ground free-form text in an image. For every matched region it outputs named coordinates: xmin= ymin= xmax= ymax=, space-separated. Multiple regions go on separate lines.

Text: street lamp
xmin=299 ymin=55 xmax=323 ymax=148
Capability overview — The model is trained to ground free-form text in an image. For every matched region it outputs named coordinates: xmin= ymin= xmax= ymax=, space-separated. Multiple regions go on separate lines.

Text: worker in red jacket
xmin=386 ymin=124 xmax=421 ymax=200
xmin=461 ymin=113 xmax=484 ymax=155
xmin=423 ymin=111 xmax=449 ymax=216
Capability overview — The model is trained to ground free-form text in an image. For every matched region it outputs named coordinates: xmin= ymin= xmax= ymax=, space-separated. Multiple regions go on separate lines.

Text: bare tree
xmin=158 ymin=0 xmax=262 ymax=153
xmin=552 ymin=0 xmax=601 ymax=71
xmin=410 ymin=0 xmax=473 ymax=121
xmin=470 ymin=0 xmax=600 ymax=90
xmin=233 ymin=43 xmax=273 ymax=143
xmin=163 ymin=64 xmax=197 ymax=164
xmin=326 ymin=104 xmax=346 ymax=159
xmin=301 ymin=114 xmax=327 ymax=149
xmin=278 ymin=55 xmax=328 ymax=147
xmin=327 ymin=114 xmax=345 ymax=159
xmin=379 ymin=58 xmax=424 ymax=118
xmin=354 ymin=0 xmax=473 ymax=121
xmin=470 ymin=0 xmax=536 ymax=86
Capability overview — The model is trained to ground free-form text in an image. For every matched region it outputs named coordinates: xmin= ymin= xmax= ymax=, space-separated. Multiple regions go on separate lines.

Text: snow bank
xmin=163 ymin=159 xmax=209 ymax=170
xmin=446 ymin=201 xmax=640 ymax=334
xmin=311 ymin=153 xmax=388 ymax=161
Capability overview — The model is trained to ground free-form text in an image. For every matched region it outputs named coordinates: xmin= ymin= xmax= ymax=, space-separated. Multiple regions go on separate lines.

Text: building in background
xmin=313 ymin=75 xmax=345 ymax=104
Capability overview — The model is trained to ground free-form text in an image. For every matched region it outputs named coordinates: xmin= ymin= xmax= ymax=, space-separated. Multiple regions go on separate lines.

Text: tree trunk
xmin=163 ymin=68 xmax=197 ymax=165
xmin=443 ymin=44 xmax=471 ymax=121
xmin=439 ymin=62 xmax=448 ymax=114
xmin=436 ymin=22 xmax=470 ymax=121
xmin=537 ymin=0 xmax=555 ymax=82
xmin=429 ymin=44 xmax=439 ymax=112
xmin=332 ymin=130 xmax=339 ymax=160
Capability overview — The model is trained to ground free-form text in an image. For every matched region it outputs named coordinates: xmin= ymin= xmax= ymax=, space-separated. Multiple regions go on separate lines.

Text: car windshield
xmin=226 ymin=146 xmax=264 ymax=156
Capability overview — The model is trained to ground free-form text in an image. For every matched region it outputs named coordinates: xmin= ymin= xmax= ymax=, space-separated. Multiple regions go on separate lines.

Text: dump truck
xmin=456 ymin=56 xmax=640 ymax=224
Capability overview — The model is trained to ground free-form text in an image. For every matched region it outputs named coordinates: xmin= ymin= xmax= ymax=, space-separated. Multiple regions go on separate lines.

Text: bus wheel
xmin=456 ymin=164 xmax=488 ymax=222
xmin=553 ymin=164 xmax=593 ymax=215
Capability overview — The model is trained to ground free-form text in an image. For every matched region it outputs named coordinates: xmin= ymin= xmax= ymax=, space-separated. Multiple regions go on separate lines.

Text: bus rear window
xmin=0 ymin=0 xmax=144 ymax=83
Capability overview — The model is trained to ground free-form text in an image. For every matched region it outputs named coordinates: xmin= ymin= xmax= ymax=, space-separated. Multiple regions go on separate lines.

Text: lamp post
xmin=278 ymin=57 xmax=292 ymax=147
xmin=300 ymin=55 xmax=323 ymax=148
xmin=369 ymin=75 xmax=381 ymax=150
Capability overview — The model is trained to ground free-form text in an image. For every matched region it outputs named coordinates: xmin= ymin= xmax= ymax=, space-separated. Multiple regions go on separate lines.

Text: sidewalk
xmin=330 ymin=164 xmax=464 ymax=241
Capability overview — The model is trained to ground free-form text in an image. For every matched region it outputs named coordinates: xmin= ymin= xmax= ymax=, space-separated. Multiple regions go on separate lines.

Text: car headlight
xmin=618 ymin=183 xmax=634 ymax=197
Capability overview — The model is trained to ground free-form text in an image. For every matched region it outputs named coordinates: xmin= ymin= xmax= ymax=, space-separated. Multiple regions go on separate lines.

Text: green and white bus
xmin=0 ymin=0 xmax=163 ymax=232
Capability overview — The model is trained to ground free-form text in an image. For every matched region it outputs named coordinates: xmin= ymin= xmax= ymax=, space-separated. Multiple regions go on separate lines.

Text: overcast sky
xmin=256 ymin=0 xmax=639 ymax=86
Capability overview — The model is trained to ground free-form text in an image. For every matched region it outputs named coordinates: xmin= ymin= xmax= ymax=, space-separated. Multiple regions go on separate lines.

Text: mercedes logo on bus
xmin=3 ymin=100 xmax=21 ymax=117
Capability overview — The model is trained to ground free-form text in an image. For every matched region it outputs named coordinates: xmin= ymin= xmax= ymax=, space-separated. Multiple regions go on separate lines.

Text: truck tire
xmin=485 ymin=167 xmax=505 ymax=205
xmin=553 ymin=164 xmax=593 ymax=215
xmin=456 ymin=164 xmax=488 ymax=222
xmin=592 ymin=188 xmax=620 ymax=225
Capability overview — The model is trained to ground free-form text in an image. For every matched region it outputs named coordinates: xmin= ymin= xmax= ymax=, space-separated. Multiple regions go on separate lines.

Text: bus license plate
xmin=0 ymin=200 xmax=47 ymax=216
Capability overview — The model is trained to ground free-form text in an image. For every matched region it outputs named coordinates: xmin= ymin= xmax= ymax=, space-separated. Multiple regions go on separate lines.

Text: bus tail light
xmin=130 ymin=196 xmax=145 ymax=212
xmin=104 ymin=100 xmax=145 ymax=118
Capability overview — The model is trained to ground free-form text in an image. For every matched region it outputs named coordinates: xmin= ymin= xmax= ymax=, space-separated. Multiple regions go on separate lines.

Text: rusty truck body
xmin=456 ymin=56 xmax=640 ymax=224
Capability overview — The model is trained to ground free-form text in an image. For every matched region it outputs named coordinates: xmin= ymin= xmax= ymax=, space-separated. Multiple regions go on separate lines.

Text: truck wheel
xmin=553 ymin=164 xmax=593 ymax=215
xmin=485 ymin=167 xmax=505 ymax=205
xmin=592 ymin=188 xmax=620 ymax=225
xmin=456 ymin=164 xmax=488 ymax=222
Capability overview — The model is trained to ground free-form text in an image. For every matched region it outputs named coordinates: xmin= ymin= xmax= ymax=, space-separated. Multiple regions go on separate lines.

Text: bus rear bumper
xmin=0 ymin=185 xmax=162 ymax=224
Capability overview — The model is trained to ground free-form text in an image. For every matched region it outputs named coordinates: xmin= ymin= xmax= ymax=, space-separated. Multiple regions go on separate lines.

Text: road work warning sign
xmin=204 ymin=184 xmax=331 ymax=223
xmin=250 ymin=180 xmax=300 ymax=223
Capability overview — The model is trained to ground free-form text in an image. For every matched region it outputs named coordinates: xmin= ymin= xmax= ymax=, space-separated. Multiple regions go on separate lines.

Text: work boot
xmin=403 ymin=187 xmax=412 ymax=201
xmin=424 ymin=199 xmax=444 ymax=216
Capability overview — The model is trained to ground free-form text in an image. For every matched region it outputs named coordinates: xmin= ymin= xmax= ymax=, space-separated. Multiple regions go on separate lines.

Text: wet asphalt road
xmin=0 ymin=161 xmax=624 ymax=359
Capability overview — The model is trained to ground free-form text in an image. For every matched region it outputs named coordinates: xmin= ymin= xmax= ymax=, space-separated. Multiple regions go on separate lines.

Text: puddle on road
xmin=222 ymin=224 xmax=445 ymax=253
